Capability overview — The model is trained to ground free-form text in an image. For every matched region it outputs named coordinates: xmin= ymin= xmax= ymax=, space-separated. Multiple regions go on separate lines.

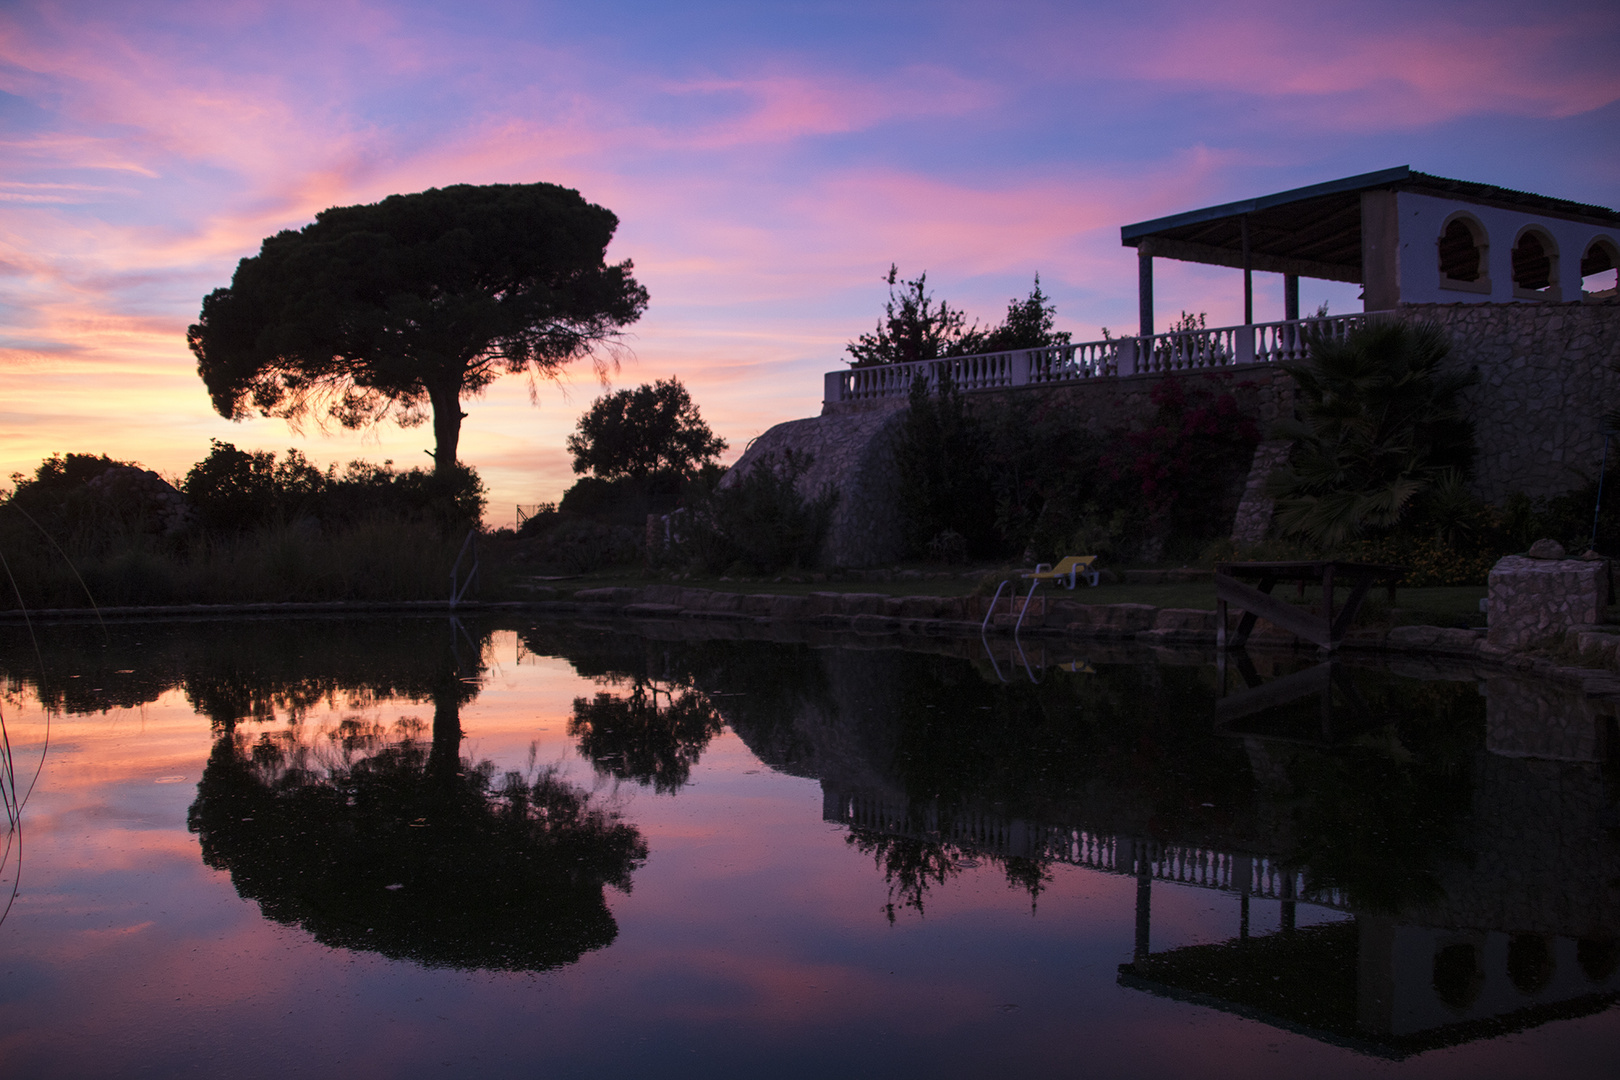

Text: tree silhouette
xmin=189 ymin=182 xmax=649 ymax=477
xmin=569 ymin=678 xmax=724 ymax=794
xmin=566 ymin=378 xmax=727 ymax=485
xmin=188 ymin=674 xmax=647 ymax=971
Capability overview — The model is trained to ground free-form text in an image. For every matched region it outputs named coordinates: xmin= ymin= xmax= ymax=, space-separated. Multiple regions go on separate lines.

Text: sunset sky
xmin=3 ymin=0 xmax=1617 ymax=524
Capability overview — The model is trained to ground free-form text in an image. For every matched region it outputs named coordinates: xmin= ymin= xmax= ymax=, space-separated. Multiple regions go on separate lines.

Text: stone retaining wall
xmin=749 ymin=302 xmax=1619 ymax=565
xmin=722 ymin=406 xmax=908 ymax=568
xmin=552 ymin=584 xmax=1620 ymax=700
xmin=1405 ymin=299 xmax=1620 ymax=504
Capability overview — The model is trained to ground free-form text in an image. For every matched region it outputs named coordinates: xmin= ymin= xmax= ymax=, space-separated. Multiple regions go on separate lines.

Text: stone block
xmin=1386 ymin=625 xmax=1485 ymax=654
xmin=572 ymin=587 xmax=637 ymax=605
xmin=1153 ymin=608 xmax=1217 ymax=633
xmin=639 ymin=585 xmax=683 ymax=605
xmin=702 ymin=591 xmax=743 ymax=613
xmin=1062 ymin=603 xmax=1158 ymax=637
xmin=838 ymin=593 xmax=892 ymax=616
xmin=622 ymin=603 xmax=682 ymax=618
xmin=896 ymin=595 xmax=945 ymax=620
xmin=804 ymin=591 xmax=846 ymax=615
xmin=767 ymin=595 xmax=809 ymax=619
xmin=1486 ymin=555 xmax=1606 ymax=649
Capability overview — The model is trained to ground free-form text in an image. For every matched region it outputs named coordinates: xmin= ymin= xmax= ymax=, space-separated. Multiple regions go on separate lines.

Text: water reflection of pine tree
xmin=187 ymin=676 xmax=647 ymax=972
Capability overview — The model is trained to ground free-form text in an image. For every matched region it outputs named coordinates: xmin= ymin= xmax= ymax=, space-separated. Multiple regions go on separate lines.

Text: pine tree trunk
xmin=426 ymin=380 xmax=465 ymax=476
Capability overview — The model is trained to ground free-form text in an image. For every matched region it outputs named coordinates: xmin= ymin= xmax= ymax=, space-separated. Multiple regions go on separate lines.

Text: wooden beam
xmin=1216 ymin=574 xmax=1332 ymax=647
xmin=1216 ymin=661 xmax=1334 ymax=724
xmin=1138 ymin=251 xmax=1154 ymax=337
xmin=1136 ymin=236 xmax=1362 ymax=284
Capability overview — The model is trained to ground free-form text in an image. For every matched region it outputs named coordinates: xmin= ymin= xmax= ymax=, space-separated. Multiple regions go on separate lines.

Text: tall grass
xmin=0 ymin=515 xmax=470 ymax=610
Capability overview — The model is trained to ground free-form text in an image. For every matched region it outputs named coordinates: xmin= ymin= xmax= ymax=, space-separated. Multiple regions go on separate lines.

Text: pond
xmin=1 ymin=615 xmax=1617 ymax=1077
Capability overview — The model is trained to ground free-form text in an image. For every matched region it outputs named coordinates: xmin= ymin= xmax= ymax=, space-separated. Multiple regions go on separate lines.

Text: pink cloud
xmin=660 ymin=65 xmax=996 ymax=148
xmin=1112 ymin=8 xmax=1620 ymax=126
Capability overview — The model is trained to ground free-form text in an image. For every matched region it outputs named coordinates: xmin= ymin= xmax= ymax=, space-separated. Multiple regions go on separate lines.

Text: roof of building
xmin=1119 ymin=167 xmax=1620 ymax=284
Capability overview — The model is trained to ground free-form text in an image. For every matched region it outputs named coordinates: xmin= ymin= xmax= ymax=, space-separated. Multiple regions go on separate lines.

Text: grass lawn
xmin=498 ymin=563 xmax=1489 ymax=627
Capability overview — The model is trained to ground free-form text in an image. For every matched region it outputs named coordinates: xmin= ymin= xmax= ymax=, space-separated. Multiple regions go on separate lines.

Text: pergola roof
xmin=1120 ymin=166 xmax=1620 ymax=284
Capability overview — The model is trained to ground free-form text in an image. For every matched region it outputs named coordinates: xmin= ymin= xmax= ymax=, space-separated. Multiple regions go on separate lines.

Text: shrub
xmin=680 ymin=450 xmax=834 ymax=574
xmin=516 ymin=518 xmax=643 ymax=574
xmin=893 ymin=369 xmax=996 ymax=556
xmin=182 ymin=441 xmax=486 ymax=534
xmin=1102 ymin=377 xmax=1259 ymax=560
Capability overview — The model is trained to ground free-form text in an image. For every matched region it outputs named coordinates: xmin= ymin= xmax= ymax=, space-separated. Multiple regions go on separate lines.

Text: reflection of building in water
xmin=822 ymin=660 xmax=1620 ymax=1059
xmin=1120 ymin=918 xmax=1619 ymax=1058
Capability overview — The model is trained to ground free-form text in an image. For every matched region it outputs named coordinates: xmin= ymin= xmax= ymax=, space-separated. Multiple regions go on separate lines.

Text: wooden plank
xmin=1216 ymin=574 xmax=1330 ymax=647
xmin=1331 ymin=578 xmax=1374 ymax=641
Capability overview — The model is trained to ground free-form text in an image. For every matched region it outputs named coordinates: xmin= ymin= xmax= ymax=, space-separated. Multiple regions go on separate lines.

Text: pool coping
xmin=5 ymin=587 xmax=1618 ymax=699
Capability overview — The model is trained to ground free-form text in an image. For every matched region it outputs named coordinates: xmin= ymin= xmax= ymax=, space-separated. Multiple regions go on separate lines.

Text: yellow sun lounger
xmin=1022 ymin=555 xmax=1100 ymax=589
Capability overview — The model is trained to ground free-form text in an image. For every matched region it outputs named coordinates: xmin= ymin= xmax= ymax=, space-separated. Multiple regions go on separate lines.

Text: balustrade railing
xmin=826 ymin=789 xmax=1348 ymax=910
xmin=824 ymin=313 xmax=1372 ymax=406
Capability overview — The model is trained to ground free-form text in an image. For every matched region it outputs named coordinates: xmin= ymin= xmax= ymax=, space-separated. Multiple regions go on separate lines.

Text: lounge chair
xmin=1022 ymin=555 xmax=1100 ymax=589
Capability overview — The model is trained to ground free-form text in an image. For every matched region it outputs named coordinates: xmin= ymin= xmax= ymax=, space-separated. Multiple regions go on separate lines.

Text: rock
xmin=837 ymin=593 xmax=891 ymax=616
xmin=1527 ymin=538 xmax=1567 ymax=560
xmin=571 ymin=587 xmax=638 ymax=604
xmin=622 ymin=603 xmax=682 ymax=618
xmin=1152 ymin=608 xmax=1217 ymax=633
xmin=1486 ymin=555 xmax=1606 ymax=649
xmin=1387 ymin=625 xmax=1483 ymax=654
xmin=1057 ymin=604 xmax=1159 ymax=637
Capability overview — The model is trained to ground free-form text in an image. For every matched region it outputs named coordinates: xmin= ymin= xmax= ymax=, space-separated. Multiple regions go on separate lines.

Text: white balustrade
xmin=826 ymin=791 xmax=1350 ymax=910
xmin=825 ymin=313 xmax=1371 ymax=406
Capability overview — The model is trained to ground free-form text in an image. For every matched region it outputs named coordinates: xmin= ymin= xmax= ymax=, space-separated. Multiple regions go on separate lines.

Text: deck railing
xmin=824 ymin=312 xmax=1371 ymax=406
xmin=825 ymin=787 xmax=1348 ymax=910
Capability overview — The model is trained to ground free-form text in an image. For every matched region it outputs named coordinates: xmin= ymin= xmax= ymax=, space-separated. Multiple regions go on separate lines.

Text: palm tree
xmin=1268 ymin=320 xmax=1478 ymax=548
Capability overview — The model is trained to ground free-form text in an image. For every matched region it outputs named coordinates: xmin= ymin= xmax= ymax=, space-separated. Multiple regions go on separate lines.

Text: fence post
xmin=1236 ymin=325 xmax=1255 ymax=365
xmin=1011 ymin=350 xmax=1031 ymax=386
xmin=1117 ymin=337 xmax=1138 ymax=376
xmin=824 ymin=370 xmax=844 ymax=406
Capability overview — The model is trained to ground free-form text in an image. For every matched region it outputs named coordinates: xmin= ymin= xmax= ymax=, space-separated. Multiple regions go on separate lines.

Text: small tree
xmin=565 ymin=377 xmax=726 ymax=484
xmin=845 ymin=265 xmax=973 ymax=367
xmin=959 ymin=276 xmax=1073 ymax=354
xmin=846 ymin=269 xmax=1070 ymax=366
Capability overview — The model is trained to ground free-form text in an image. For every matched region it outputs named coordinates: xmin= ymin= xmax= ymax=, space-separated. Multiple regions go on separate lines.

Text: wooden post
xmin=1138 ymin=251 xmax=1154 ymax=338
xmin=1241 ymin=215 xmax=1253 ymax=326
xmin=1284 ymin=273 xmax=1300 ymax=321
xmin=1134 ymin=839 xmax=1153 ymax=961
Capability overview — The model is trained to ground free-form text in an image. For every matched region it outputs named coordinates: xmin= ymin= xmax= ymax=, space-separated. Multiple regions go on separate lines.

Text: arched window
xmin=1511 ymin=227 xmax=1560 ymax=299
xmin=1433 ymin=941 xmax=1484 ymax=1010
xmin=1438 ymin=215 xmax=1489 ymax=293
xmin=1583 ymin=237 xmax=1619 ymax=299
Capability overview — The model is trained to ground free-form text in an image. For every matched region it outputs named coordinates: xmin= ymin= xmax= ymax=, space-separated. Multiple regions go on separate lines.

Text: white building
xmin=1121 ymin=166 xmax=1620 ymax=331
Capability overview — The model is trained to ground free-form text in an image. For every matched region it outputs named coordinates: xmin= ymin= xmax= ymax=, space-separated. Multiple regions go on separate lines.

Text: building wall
xmin=746 ymin=302 xmax=1616 ymax=565
xmin=1394 ymin=191 xmax=1617 ymax=305
xmin=1405 ymin=300 xmax=1620 ymax=503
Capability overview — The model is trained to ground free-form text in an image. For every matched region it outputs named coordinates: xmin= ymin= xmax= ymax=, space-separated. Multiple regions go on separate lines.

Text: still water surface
xmin=1 ymin=616 xmax=1617 ymax=1077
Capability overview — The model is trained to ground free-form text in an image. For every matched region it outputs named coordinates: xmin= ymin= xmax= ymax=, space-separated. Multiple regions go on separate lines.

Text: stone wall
xmin=1404 ymin=300 xmax=1620 ymax=504
xmin=724 ymin=404 xmax=909 ymax=568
